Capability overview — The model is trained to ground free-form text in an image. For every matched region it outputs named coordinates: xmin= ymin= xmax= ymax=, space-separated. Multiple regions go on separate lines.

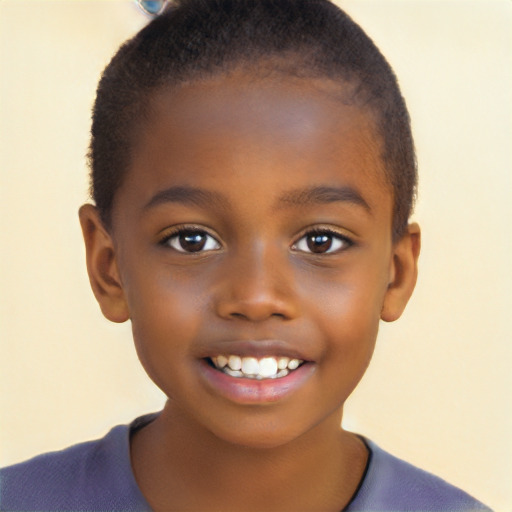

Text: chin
xmin=215 ymin=427 xmax=305 ymax=450
xmin=202 ymin=409 xmax=329 ymax=451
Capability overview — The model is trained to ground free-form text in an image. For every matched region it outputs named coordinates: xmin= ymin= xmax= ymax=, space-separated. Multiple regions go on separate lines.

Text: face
xmin=83 ymin=70 xmax=418 ymax=449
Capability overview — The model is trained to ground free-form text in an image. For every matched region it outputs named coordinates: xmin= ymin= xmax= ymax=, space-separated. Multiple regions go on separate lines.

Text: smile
xmin=210 ymin=355 xmax=304 ymax=380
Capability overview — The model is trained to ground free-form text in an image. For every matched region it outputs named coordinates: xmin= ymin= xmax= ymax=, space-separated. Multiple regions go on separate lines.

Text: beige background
xmin=0 ymin=1 xmax=510 ymax=510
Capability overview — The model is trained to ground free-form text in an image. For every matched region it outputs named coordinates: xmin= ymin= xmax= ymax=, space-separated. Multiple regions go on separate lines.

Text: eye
xmin=163 ymin=228 xmax=221 ymax=253
xmin=292 ymin=229 xmax=352 ymax=255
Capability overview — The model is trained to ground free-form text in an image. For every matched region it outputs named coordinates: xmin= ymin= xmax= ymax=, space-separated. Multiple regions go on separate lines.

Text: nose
xmin=214 ymin=245 xmax=299 ymax=322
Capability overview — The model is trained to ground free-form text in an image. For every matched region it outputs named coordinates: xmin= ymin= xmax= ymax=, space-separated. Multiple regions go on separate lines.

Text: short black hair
xmin=89 ymin=0 xmax=416 ymax=241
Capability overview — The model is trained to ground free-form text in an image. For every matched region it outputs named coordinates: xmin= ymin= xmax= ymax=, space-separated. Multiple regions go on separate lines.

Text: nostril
xmin=230 ymin=312 xmax=247 ymax=320
xmin=226 ymin=311 xmax=288 ymax=321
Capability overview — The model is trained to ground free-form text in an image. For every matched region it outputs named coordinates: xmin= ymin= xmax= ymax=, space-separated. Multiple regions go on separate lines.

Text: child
xmin=0 ymin=0 xmax=492 ymax=510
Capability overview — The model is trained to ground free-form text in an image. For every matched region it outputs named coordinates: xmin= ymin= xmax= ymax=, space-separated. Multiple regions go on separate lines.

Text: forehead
xmin=118 ymin=70 xmax=391 ymax=221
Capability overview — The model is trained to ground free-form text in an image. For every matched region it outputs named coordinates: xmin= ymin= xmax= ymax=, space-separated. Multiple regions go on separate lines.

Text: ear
xmin=78 ymin=204 xmax=130 ymax=323
xmin=381 ymin=222 xmax=421 ymax=322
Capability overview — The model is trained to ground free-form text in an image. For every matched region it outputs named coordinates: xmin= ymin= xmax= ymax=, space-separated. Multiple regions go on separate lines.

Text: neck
xmin=131 ymin=401 xmax=368 ymax=512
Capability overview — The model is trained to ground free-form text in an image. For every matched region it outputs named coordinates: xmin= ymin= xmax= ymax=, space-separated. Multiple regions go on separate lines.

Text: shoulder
xmin=347 ymin=438 xmax=492 ymax=512
xmin=0 ymin=418 xmax=152 ymax=512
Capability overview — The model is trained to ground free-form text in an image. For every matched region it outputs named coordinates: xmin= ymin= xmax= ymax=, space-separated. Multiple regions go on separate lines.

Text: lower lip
xmin=198 ymin=360 xmax=315 ymax=405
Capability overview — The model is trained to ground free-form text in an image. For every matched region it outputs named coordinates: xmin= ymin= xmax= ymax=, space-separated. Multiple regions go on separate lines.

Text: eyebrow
xmin=143 ymin=185 xmax=229 ymax=212
xmin=277 ymin=185 xmax=371 ymax=213
xmin=142 ymin=184 xmax=371 ymax=215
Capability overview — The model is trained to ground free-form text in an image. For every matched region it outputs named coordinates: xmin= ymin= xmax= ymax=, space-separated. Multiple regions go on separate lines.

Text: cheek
xmin=301 ymin=259 xmax=388 ymax=325
xmin=126 ymin=258 xmax=208 ymax=327
xmin=124 ymin=265 xmax=209 ymax=386
xmin=300 ymin=263 xmax=388 ymax=370
xmin=314 ymin=287 xmax=381 ymax=358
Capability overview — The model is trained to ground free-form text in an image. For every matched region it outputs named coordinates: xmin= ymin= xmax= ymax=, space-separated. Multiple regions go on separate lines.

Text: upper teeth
xmin=211 ymin=355 xmax=304 ymax=380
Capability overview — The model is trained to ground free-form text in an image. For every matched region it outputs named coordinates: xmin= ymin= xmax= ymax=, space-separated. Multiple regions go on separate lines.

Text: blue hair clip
xmin=136 ymin=0 xmax=169 ymax=16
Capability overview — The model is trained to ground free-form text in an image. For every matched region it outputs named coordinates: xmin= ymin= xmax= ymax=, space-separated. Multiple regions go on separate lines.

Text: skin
xmin=79 ymin=69 xmax=420 ymax=511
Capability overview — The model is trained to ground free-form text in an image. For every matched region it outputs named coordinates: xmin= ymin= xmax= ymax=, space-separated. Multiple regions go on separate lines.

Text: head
xmin=80 ymin=0 xmax=420 ymax=449
xmin=89 ymin=0 xmax=416 ymax=242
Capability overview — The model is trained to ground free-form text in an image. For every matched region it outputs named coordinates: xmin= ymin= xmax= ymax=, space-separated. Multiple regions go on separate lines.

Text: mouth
xmin=198 ymin=340 xmax=315 ymax=404
xmin=207 ymin=355 xmax=305 ymax=380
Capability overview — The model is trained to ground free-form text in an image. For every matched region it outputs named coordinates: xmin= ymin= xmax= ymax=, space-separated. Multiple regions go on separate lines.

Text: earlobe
xmin=78 ymin=204 xmax=130 ymax=323
xmin=381 ymin=223 xmax=421 ymax=323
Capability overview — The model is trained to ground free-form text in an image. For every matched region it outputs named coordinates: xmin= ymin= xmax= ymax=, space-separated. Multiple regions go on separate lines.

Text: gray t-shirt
xmin=0 ymin=414 xmax=490 ymax=511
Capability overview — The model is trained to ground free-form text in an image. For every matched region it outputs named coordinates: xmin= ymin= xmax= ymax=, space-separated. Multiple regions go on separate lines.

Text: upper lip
xmin=198 ymin=339 xmax=312 ymax=362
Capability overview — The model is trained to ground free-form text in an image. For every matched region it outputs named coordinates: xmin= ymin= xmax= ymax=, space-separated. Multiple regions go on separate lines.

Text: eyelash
xmin=159 ymin=226 xmax=221 ymax=253
xmin=158 ymin=226 xmax=353 ymax=255
xmin=292 ymin=228 xmax=353 ymax=255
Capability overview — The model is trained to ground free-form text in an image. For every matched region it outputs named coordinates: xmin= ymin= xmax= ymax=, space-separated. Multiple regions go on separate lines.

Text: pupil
xmin=307 ymin=234 xmax=332 ymax=253
xmin=180 ymin=232 xmax=206 ymax=252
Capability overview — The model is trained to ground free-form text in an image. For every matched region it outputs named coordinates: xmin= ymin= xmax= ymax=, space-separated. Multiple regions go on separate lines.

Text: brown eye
xmin=307 ymin=233 xmax=333 ymax=253
xmin=293 ymin=230 xmax=351 ymax=254
xmin=166 ymin=229 xmax=221 ymax=253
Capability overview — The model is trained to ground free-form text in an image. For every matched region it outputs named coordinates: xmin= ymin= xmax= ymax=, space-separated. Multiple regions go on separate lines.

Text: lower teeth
xmin=222 ymin=367 xmax=290 ymax=380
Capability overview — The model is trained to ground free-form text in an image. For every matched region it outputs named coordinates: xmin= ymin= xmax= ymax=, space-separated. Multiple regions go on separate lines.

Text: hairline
xmin=106 ymin=60 xmax=398 ymax=235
